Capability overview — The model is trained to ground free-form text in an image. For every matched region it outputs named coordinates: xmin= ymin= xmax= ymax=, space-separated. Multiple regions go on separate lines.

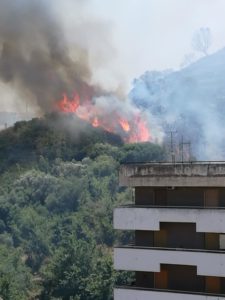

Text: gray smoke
xmin=0 ymin=0 xmax=95 ymax=113
xmin=0 ymin=0 xmax=163 ymax=144
xmin=130 ymin=48 xmax=225 ymax=160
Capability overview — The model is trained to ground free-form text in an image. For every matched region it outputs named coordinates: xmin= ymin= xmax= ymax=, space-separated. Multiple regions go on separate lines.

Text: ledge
xmin=114 ymin=206 xmax=225 ymax=233
xmin=114 ymin=247 xmax=225 ymax=276
xmin=119 ymin=162 xmax=225 ymax=187
xmin=114 ymin=286 xmax=225 ymax=300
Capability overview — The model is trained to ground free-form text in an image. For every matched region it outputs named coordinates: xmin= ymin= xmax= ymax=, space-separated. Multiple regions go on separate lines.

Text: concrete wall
xmin=114 ymin=288 xmax=225 ymax=300
xmin=119 ymin=163 xmax=225 ymax=187
xmin=114 ymin=207 xmax=225 ymax=233
xmin=114 ymin=247 xmax=225 ymax=277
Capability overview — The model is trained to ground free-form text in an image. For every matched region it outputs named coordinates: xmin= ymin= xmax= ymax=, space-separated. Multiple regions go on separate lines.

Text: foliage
xmin=0 ymin=116 xmax=165 ymax=299
xmin=0 ymin=245 xmax=33 ymax=300
xmin=0 ymin=114 xmax=122 ymax=173
xmin=121 ymin=142 xmax=165 ymax=163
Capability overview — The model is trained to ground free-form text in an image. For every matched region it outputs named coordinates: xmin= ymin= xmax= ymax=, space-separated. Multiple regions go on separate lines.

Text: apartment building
xmin=114 ymin=162 xmax=225 ymax=299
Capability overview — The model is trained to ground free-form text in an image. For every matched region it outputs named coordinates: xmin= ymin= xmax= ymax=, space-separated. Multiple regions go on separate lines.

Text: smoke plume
xmin=0 ymin=0 xmax=163 ymax=144
xmin=130 ymin=48 xmax=225 ymax=160
xmin=0 ymin=0 xmax=96 ymax=113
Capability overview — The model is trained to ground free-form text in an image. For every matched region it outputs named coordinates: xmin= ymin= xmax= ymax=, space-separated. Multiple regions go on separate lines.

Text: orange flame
xmin=92 ymin=117 xmax=99 ymax=128
xmin=56 ymin=93 xmax=80 ymax=113
xmin=56 ymin=92 xmax=151 ymax=143
xmin=119 ymin=119 xmax=130 ymax=132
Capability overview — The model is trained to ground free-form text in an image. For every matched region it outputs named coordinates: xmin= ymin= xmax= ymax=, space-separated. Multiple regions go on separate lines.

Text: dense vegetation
xmin=0 ymin=115 xmax=165 ymax=299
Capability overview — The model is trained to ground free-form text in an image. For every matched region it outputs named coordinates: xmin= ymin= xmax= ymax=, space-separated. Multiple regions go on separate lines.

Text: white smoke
xmin=129 ymin=49 xmax=225 ymax=160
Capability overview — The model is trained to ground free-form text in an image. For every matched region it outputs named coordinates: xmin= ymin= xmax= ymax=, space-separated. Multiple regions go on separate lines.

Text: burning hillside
xmin=56 ymin=92 xmax=151 ymax=143
xmin=0 ymin=0 xmax=157 ymax=144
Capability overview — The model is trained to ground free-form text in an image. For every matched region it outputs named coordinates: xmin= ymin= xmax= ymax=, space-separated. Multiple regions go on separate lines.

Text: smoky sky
xmin=0 ymin=0 xmax=95 ymax=112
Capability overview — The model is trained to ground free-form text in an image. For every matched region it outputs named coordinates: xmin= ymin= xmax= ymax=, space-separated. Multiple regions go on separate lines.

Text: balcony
xmin=114 ymin=206 xmax=225 ymax=233
xmin=114 ymin=286 xmax=225 ymax=300
xmin=114 ymin=246 xmax=225 ymax=277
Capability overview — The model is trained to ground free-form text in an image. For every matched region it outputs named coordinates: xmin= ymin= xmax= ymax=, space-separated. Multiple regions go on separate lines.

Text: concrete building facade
xmin=114 ymin=162 xmax=225 ymax=299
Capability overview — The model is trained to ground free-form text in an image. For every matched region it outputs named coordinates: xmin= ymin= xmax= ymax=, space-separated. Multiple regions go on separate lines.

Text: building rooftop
xmin=119 ymin=161 xmax=225 ymax=187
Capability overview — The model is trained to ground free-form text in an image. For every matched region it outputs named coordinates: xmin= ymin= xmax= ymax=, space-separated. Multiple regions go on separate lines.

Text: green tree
xmin=42 ymin=238 xmax=114 ymax=300
xmin=0 ymin=245 xmax=33 ymax=300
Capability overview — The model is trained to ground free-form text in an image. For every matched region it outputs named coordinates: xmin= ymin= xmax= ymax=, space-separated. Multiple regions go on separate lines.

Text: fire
xmin=92 ymin=117 xmax=99 ymax=128
xmin=119 ymin=119 xmax=130 ymax=132
xmin=56 ymin=92 xmax=151 ymax=143
xmin=56 ymin=93 xmax=80 ymax=113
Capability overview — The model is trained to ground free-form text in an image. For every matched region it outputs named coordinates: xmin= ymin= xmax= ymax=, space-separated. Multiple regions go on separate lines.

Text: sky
xmin=79 ymin=0 xmax=225 ymax=87
xmin=1 ymin=0 xmax=225 ymax=112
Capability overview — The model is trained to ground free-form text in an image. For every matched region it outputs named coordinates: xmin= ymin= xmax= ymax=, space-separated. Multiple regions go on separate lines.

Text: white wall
xmin=114 ymin=247 xmax=225 ymax=277
xmin=114 ymin=288 xmax=225 ymax=300
xmin=114 ymin=207 xmax=225 ymax=233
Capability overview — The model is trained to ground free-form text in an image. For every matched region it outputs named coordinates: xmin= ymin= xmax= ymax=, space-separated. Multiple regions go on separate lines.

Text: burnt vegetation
xmin=0 ymin=116 xmax=165 ymax=299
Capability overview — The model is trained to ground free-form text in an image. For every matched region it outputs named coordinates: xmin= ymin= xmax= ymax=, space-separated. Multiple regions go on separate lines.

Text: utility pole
xmin=166 ymin=130 xmax=177 ymax=163
xmin=179 ymin=135 xmax=191 ymax=162
xmin=26 ymin=101 xmax=28 ymax=119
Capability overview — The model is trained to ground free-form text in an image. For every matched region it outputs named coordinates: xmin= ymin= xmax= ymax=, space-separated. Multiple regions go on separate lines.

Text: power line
xmin=166 ymin=130 xmax=177 ymax=163
xmin=179 ymin=135 xmax=191 ymax=162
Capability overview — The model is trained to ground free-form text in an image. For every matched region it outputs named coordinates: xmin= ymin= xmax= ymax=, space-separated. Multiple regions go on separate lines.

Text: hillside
xmin=130 ymin=48 xmax=225 ymax=159
xmin=0 ymin=114 xmax=165 ymax=300
xmin=0 ymin=113 xmax=123 ymax=173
